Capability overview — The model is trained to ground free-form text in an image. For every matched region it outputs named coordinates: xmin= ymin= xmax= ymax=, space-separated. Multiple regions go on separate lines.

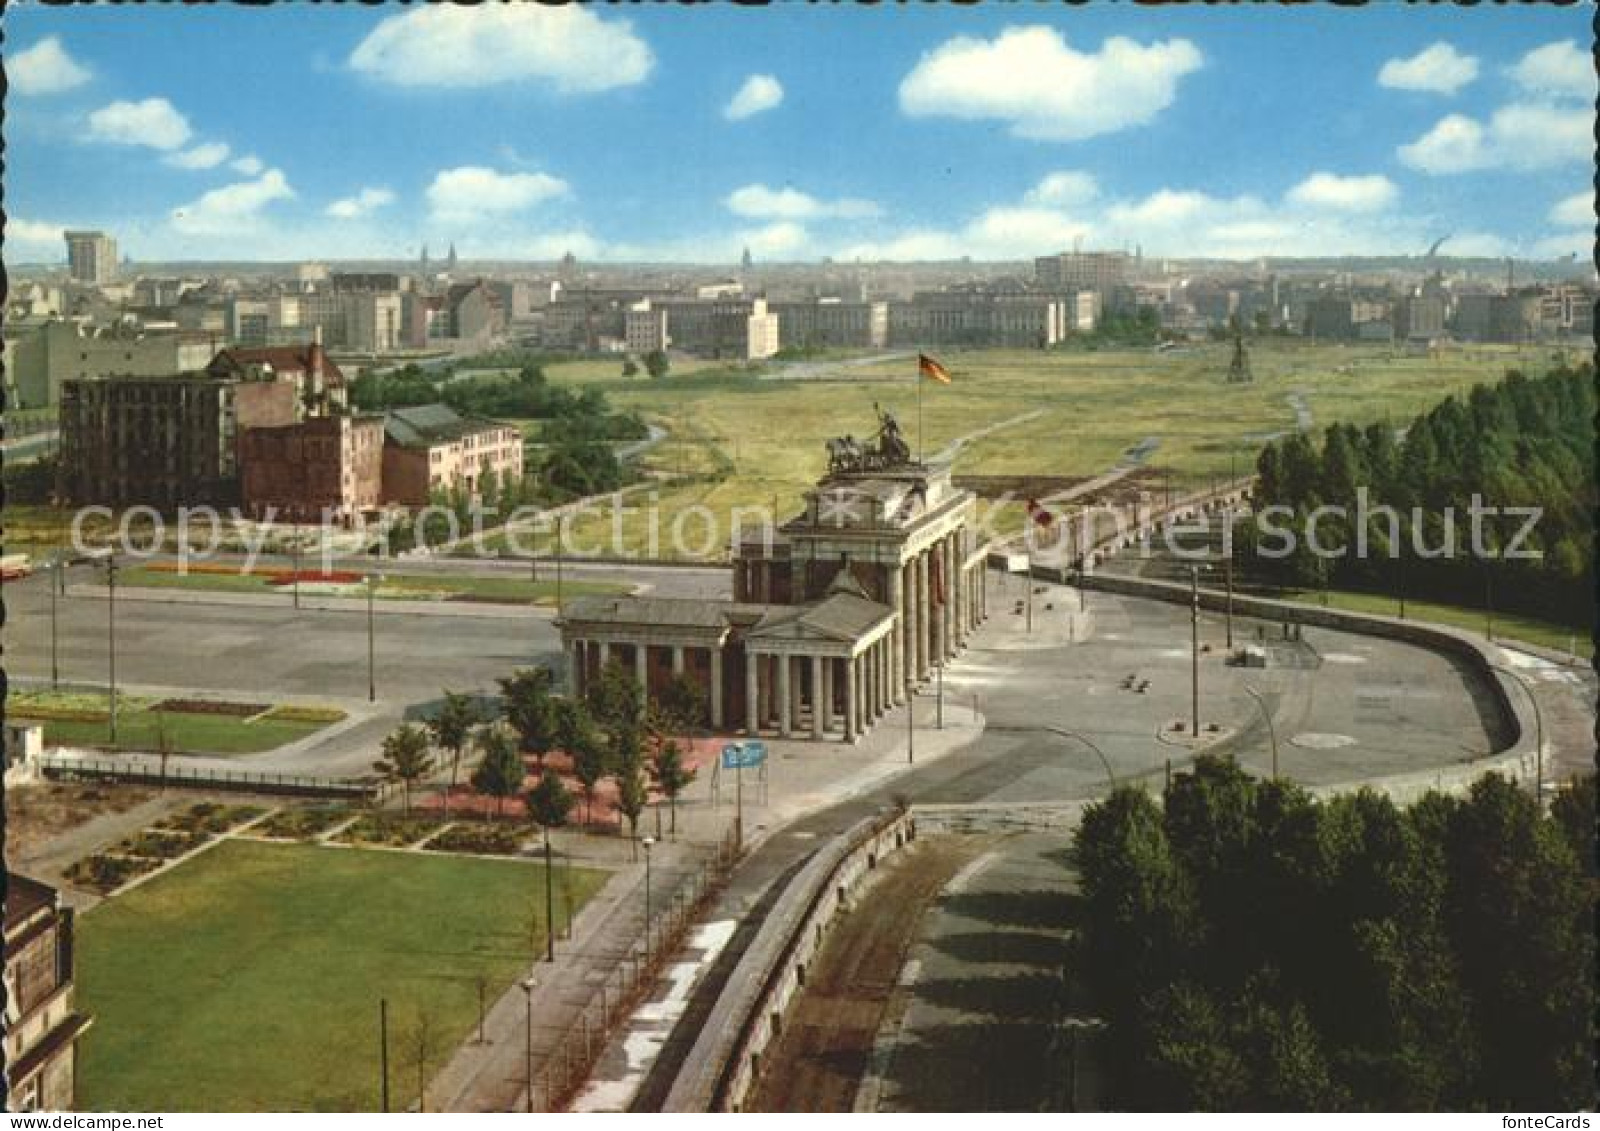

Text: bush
xmin=254 ymin=806 xmax=352 ymax=841
xmin=335 ymin=813 xmax=444 ymax=847
xmin=154 ymin=803 xmax=267 ymax=835
xmin=66 ymin=853 xmax=161 ymax=894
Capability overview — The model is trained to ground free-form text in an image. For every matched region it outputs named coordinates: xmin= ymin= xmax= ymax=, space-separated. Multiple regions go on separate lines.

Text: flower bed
xmin=66 ymin=853 xmax=162 ymax=894
xmin=143 ymin=562 xmax=243 ymax=576
xmin=153 ymin=802 xmax=268 ymax=836
xmin=422 ymin=824 xmax=528 ymax=856
xmin=265 ymin=570 xmax=364 ymax=586
xmin=252 ymin=806 xmax=352 ymax=841
xmin=115 ymin=829 xmax=210 ymax=860
xmin=151 ymin=699 xmax=270 ymax=718
xmin=262 ymin=705 xmax=348 ymax=725
xmin=334 ymin=813 xmax=444 ymax=848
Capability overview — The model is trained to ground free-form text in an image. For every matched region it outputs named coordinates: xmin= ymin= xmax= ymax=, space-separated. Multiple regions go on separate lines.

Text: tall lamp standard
xmin=1243 ymin=685 xmax=1279 ymax=781
xmin=520 ymin=976 xmax=538 ymax=1114
xmin=1187 ymin=565 xmax=1202 ymax=738
xmin=642 ymin=836 xmax=657 ymax=963
xmin=366 ymin=572 xmax=383 ymax=702
xmin=45 ymin=554 xmax=62 ymax=689
xmin=104 ymin=553 xmax=119 ymax=742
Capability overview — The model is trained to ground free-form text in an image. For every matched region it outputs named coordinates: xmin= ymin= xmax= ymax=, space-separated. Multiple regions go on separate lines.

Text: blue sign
xmin=722 ymin=741 xmax=767 ymax=770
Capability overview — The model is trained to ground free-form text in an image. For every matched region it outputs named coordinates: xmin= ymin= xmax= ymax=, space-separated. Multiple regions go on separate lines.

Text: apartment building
xmin=4 ymin=320 xmax=219 ymax=409
xmin=381 ymin=403 xmax=525 ymax=506
xmin=4 ymin=875 xmax=93 ymax=1111
xmin=238 ymin=414 xmax=386 ymax=525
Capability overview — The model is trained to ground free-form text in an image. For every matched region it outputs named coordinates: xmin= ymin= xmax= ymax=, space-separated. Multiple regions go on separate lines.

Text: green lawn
xmin=77 ymin=839 xmax=609 ymax=1112
xmin=113 ymin=566 xmax=630 ymax=606
xmin=529 ymin=341 xmax=1546 ymax=557
xmin=8 ymin=690 xmax=344 ymax=755
xmin=1283 ymin=587 xmax=1587 ymax=656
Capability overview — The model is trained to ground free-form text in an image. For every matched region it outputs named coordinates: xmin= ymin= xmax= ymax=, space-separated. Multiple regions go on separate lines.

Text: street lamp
xmin=521 ymin=976 xmax=538 ymax=1114
xmin=1188 ymin=565 xmax=1202 ymax=738
xmin=45 ymin=554 xmax=63 ymax=689
xmin=1243 ymin=685 xmax=1279 ymax=781
xmin=642 ymin=836 xmax=656 ymax=963
xmin=367 ymin=572 xmax=383 ymax=702
xmin=104 ymin=553 xmax=119 ymax=742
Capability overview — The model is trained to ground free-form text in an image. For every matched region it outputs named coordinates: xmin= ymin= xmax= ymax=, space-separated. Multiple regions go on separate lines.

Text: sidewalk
xmin=66 ymin=583 xmax=554 ymax=619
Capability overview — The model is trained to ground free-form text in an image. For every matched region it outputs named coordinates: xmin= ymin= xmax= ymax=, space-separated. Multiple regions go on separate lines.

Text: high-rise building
xmin=63 ymin=231 xmax=118 ymax=285
xmin=1034 ymin=250 xmax=1128 ymax=294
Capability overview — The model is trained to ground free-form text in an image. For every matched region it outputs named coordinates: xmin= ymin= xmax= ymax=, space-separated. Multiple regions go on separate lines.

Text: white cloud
xmin=1549 ymin=191 xmax=1591 ymax=228
xmin=724 ymin=74 xmax=783 ymax=121
xmin=326 ymin=187 xmax=397 ymax=220
xmin=349 ymin=4 xmax=652 ymax=92
xmin=1022 ymin=171 xmax=1099 ymax=208
xmin=165 ymin=142 xmax=231 ymax=171
xmin=1397 ymin=114 xmax=1486 ymax=173
xmin=1285 ymin=172 xmax=1397 ymax=212
xmin=741 ymin=221 xmax=809 ymax=257
xmin=170 ymin=169 xmax=294 ymax=236
xmin=427 ymin=166 xmax=570 ymax=224
xmin=724 ymin=184 xmax=879 ymax=221
xmin=10 ymin=36 xmax=93 ymax=96
xmin=1508 ymin=40 xmax=1593 ymax=100
xmin=231 ymin=154 xmax=264 ymax=176
xmin=899 ymin=27 xmax=1202 ymax=142
xmin=1377 ymin=43 xmax=1478 ymax=94
xmin=8 ymin=218 xmax=67 ymax=247
xmin=86 ymin=97 xmax=192 ymax=150
xmin=1398 ymin=103 xmax=1588 ymax=174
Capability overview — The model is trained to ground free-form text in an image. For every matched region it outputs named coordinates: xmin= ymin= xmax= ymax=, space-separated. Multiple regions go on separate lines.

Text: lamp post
xmin=46 ymin=555 xmax=61 ymax=689
xmin=106 ymin=554 xmax=119 ymax=743
xmin=379 ymin=997 xmax=390 ymax=1113
xmin=366 ymin=572 xmax=382 ymax=702
xmin=1188 ymin=565 xmax=1201 ymax=738
xmin=521 ymin=976 xmax=538 ymax=1114
xmin=1243 ymin=685 xmax=1279 ymax=781
xmin=555 ymin=515 xmax=566 ymax=615
xmin=642 ymin=836 xmax=656 ymax=963
xmin=291 ymin=534 xmax=302 ymax=610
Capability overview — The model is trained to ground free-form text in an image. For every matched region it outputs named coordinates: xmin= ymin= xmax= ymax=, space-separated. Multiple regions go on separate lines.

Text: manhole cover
xmin=1291 ymin=732 xmax=1356 ymax=749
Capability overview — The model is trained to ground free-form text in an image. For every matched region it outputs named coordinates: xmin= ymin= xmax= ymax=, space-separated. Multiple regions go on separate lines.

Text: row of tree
xmin=1074 ymin=758 xmax=1595 ymax=1110
xmin=373 ymin=661 xmax=703 ymax=855
xmin=1243 ymin=364 xmax=1594 ymax=625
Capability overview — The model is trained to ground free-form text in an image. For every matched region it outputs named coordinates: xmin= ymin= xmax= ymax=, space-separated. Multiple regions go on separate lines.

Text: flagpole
xmin=916 ymin=354 xmax=924 ymax=463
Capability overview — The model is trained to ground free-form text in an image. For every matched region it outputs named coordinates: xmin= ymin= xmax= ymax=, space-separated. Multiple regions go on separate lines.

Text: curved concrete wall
xmin=663 ymin=810 xmax=916 ymax=1112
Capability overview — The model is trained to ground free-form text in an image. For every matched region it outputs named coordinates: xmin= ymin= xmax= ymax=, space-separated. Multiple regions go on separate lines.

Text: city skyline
xmin=6 ymin=5 xmax=1594 ymax=265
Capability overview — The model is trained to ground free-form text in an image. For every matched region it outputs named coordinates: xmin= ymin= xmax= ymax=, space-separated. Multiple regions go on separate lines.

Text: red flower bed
xmin=265 ymin=570 xmax=365 ymax=586
xmin=152 ymin=698 xmax=268 ymax=717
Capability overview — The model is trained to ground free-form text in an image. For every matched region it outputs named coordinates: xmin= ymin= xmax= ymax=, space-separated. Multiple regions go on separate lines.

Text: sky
xmin=5 ymin=3 xmax=1594 ymax=264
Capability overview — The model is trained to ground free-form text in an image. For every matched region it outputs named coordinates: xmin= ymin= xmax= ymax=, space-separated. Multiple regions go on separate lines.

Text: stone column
xmin=599 ymin=640 xmax=612 ymax=669
xmin=777 ymin=653 xmax=792 ymax=738
xmin=745 ymin=652 xmax=759 ymax=735
xmin=921 ymin=550 xmax=934 ymax=678
xmin=946 ymin=536 xmax=958 ymax=656
xmin=887 ymin=565 xmax=905 ymax=705
xmin=635 ymin=643 xmax=649 ymax=695
xmin=671 ymin=645 xmax=685 ymax=676
xmin=566 ymin=638 xmax=582 ymax=697
xmin=810 ymin=655 xmax=825 ymax=740
xmin=843 ymin=656 xmax=858 ymax=743
xmin=875 ymin=641 xmax=887 ymax=719
xmin=710 ymin=647 xmax=725 ymax=730
xmin=903 ymin=560 xmax=918 ymax=691
xmin=821 ymin=657 xmax=835 ymax=734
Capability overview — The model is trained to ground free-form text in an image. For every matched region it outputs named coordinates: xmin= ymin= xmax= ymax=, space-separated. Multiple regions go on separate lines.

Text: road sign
xmin=721 ymin=741 xmax=767 ymax=770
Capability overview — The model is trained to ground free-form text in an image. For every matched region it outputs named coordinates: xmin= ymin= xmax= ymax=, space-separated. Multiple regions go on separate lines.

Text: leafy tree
xmin=622 ymin=358 xmax=639 ymax=378
xmin=427 ymin=691 xmax=481 ymax=817
xmin=374 ymin=723 xmax=433 ymax=815
xmin=651 ymin=740 xmax=697 ymax=836
xmin=498 ymin=667 xmax=558 ymax=768
xmin=470 ymin=724 xmax=527 ymax=818
xmin=644 ymin=349 xmax=670 ymax=379
xmin=657 ymin=671 xmax=707 ymax=740
xmin=565 ymin=709 xmax=610 ymax=826
xmin=525 ymin=767 xmax=575 ymax=961
xmin=587 ymin=659 xmax=644 ymax=738
xmin=613 ymin=728 xmax=650 ymax=858
xmin=1550 ymin=773 xmax=1596 ymax=878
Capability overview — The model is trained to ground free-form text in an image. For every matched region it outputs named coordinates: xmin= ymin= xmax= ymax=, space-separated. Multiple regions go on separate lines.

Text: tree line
xmin=1074 ymin=757 xmax=1595 ymax=1110
xmin=1242 ymin=364 xmax=1594 ymax=627
xmin=373 ymin=661 xmax=703 ymax=853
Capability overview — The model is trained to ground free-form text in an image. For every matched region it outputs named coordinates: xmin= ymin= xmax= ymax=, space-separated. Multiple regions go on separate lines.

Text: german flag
xmin=919 ymin=353 xmax=952 ymax=384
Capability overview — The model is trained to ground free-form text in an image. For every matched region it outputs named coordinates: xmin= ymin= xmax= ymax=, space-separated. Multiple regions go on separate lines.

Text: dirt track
xmin=745 ymin=835 xmax=993 ymax=1112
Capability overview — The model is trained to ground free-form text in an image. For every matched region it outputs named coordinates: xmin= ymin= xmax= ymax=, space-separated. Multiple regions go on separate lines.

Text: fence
xmin=38 ymin=753 xmax=387 ymax=801
xmin=664 ymin=808 xmax=916 ymax=1113
xmin=532 ymin=823 xmax=743 ymax=1112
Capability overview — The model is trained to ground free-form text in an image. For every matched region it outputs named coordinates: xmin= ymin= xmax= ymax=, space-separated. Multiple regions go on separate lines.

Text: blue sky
xmin=6 ymin=3 xmax=1593 ymax=263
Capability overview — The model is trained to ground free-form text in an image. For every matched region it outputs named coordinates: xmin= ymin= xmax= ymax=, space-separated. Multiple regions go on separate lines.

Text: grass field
xmin=8 ymin=690 xmax=344 ymax=755
xmin=110 ymin=565 xmax=630 ymax=606
xmin=521 ymin=341 xmax=1553 ymax=557
xmin=77 ymin=839 xmax=609 ymax=1112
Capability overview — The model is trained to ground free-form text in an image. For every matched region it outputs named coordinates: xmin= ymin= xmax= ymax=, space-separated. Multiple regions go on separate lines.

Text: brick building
xmin=4 ymin=874 xmax=92 ymax=1111
xmin=239 ymin=414 xmax=386 ymax=524
xmin=381 ymin=403 xmax=524 ymax=507
xmin=57 ymin=374 xmax=298 ymax=509
xmin=208 ymin=342 xmax=348 ymax=416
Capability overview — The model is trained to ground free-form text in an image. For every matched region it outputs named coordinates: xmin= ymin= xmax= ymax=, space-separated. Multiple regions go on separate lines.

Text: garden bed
xmin=113 ymin=829 xmax=210 ymax=860
xmin=66 ymin=853 xmax=163 ymax=894
xmin=332 ymin=813 xmax=444 ymax=848
xmin=151 ymin=802 xmax=268 ymax=836
xmin=422 ymin=823 xmax=529 ymax=856
xmin=151 ymin=699 xmax=270 ymax=718
xmin=252 ymin=806 xmax=353 ymax=841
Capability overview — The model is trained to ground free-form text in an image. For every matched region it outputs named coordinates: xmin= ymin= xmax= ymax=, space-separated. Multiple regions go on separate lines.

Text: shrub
xmin=423 ymin=824 xmax=527 ymax=856
xmin=253 ymin=806 xmax=352 ymax=841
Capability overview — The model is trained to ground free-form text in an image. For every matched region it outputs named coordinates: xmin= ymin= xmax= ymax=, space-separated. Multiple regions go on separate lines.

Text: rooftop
xmin=383 ymin=402 xmax=513 ymax=448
